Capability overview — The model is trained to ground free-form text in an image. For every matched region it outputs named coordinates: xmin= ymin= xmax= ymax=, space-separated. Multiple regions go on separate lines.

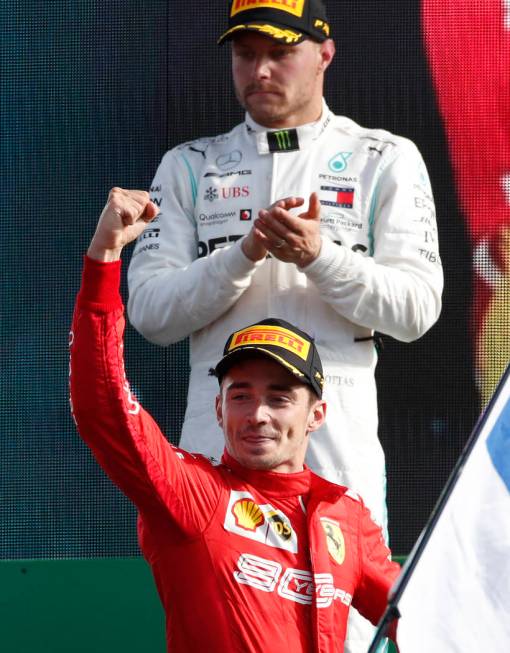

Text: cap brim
xmin=215 ymin=346 xmax=308 ymax=386
xmin=217 ymin=22 xmax=305 ymax=46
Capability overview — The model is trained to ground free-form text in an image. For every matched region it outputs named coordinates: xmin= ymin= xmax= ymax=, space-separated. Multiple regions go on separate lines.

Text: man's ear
xmin=308 ymin=399 xmax=327 ymax=433
xmin=215 ymin=394 xmax=223 ymax=428
xmin=319 ymin=38 xmax=335 ymax=73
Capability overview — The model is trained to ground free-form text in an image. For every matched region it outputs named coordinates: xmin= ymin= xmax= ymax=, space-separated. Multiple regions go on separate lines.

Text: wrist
xmin=86 ymin=243 xmax=123 ymax=262
xmin=299 ymin=240 xmax=322 ymax=268
xmin=241 ymin=235 xmax=266 ymax=262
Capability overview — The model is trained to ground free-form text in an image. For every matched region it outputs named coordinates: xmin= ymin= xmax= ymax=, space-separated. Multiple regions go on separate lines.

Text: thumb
xmin=143 ymin=200 xmax=160 ymax=221
xmin=302 ymin=192 xmax=321 ymax=220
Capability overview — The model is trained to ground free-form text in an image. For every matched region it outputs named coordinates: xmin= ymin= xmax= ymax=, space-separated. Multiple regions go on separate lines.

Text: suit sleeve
xmin=302 ymin=140 xmax=443 ymax=342
xmin=127 ymin=148 xmax=264 ymax=346
xmin=69 ymin=256 xmax=222 ymax=535
xmin=352 ymin=499 xmax=401 ymax=643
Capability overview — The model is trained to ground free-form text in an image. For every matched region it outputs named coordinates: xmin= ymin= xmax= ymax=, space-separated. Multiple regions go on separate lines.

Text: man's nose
xmin=247 ymin=401 xmax=270 ymax=424
xmin=252 ymin=56 xmax=271 ymax=80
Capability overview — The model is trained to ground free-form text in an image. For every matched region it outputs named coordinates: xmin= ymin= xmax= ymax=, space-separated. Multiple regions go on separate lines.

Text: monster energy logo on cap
xmin=267 ymin=129 xmax=300 ymax=152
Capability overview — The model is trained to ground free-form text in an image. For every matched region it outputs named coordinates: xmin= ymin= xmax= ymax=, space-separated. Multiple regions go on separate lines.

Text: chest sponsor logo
xmin=131 ymin=242 xmax=159 ymax=258
xmin=149 ymin=185 xmax=163 ymax=208
xmin=320 ymin=214 xmax=362 ymax=232
xmin=231 ymin=0 xmax=305 ymax=19
xmin=224 ymin=491 xmax=298 ymax=553
xmin=328 ymin=152 xmax=352 ymax=173
xmin=198 ymin=234 xmax=244 ymax=257
xmin=137 ymin=227 xmax=160 ymax=241
xmin=204 ymin=169 xmax=252 ymax=179
xmin=319 ymin=173 xmax=358 ymax=184
xmin=204 ymin=186 xmax=250 ymax=202
xmin=199 ymin=210 xmax=236 ymax=226
xmin=324 ymin=374 xmax=355 ymax=388
xmin=321 ymin=517 xmax=345 ymax=565
xmin=333 ymin=239 xmax=367 ymax=253
xmin=216 ymin=150 xmax=242 ymax=170
xmin=204 ymin=187 xmax=219 ymax=202
xmin=267 ymin=128 xmax=300 ymax=152
xmin=320 ymin=186 xmax=355 ymax=209
xmin=188 ymin=145 xmax=207 ymax=158
xmin=234 ymin=553 xmax=353 ymax=608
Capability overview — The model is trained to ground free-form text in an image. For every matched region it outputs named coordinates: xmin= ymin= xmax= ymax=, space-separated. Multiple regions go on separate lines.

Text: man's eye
xmin=231 ymin=393 xmax=249 ymax=401
xmin=270 ymin=395 xmax=290 ymax=405
xmin=272 ymin=49 xmax=291 ymax=60
xmin=235 ymin=50 xmax=254 ymax=61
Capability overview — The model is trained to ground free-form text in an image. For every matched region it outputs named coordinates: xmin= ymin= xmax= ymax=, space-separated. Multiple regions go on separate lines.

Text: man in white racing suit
xmin=127 ymin=2 xmax=443 ymax=651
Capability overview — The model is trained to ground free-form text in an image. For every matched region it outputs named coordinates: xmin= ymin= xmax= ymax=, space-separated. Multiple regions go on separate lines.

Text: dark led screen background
xmin=2 ymin=0 xmax=508 ymax=558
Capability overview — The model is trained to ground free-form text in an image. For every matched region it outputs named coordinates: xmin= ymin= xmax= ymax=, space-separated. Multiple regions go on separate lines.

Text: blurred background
xmin=1 ymin=0 xmax=508 ymax=649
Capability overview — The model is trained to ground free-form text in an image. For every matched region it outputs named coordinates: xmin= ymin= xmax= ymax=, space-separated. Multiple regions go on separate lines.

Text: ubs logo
xmin=216 ymin=150 xmax=242 ymax=170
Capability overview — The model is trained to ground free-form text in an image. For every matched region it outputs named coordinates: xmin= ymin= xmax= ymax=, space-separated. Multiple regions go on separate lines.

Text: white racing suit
xmin=127 ymin=100 xmax=443 ymax=652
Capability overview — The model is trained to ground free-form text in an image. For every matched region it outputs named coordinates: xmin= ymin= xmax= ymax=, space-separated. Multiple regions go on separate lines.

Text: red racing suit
xmin=69 ymin=256 xmax=400 ymax=653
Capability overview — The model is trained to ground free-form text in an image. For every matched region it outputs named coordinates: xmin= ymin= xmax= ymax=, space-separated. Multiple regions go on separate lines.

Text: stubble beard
xmin=237 ymin=85 xmax=313 ymax=129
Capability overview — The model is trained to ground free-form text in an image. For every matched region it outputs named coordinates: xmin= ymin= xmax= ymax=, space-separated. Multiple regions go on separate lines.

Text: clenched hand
xmin=87 ymin=188 xmax=159 ymax=262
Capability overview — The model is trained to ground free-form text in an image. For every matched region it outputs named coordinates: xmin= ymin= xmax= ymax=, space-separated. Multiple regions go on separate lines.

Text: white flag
xmin=395 ymin=366 xmax=510 ymax=652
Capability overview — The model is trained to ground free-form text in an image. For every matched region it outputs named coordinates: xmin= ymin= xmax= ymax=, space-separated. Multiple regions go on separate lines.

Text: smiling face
xmin=215 ymin=356 xmax=326 ymax=473
xmin=231 ymin=31 xmax=335 ymax=128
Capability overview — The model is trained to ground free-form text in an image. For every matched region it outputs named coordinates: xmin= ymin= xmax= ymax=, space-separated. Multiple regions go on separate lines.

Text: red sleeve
xmin=352 ymin=499 xmax=401 ymax=642
xmin=69 ymin=256 xmax=222 ymax=534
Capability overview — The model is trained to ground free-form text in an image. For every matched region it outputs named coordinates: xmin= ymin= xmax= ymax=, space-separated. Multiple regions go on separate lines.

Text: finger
xmin=271 ymin=196 xmax=305 ymax=211
xmin=255 ymin=218 xmax=284 ymax=243
xmin=258 ymin=208 xmax=301 ymax=237
xmin=306 ymin=192 xmax=321 ymax=219
xmin=111 ymin=192 xmax=155 ymax=226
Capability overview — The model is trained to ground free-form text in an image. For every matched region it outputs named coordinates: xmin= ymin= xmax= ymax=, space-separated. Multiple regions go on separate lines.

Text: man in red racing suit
xmin=69 ymin=188 xmax=400 ymax=652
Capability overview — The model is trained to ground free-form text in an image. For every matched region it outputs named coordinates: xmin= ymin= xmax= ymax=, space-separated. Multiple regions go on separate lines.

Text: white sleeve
xmin=302 ymin=142 xmax=443 ymax=342
xmin=127 ymin=149 xmax=263 ymax=346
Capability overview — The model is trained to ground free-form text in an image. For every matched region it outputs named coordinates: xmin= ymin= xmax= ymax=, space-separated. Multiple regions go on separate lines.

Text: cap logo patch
xmin=229 ymin=325 xmax=310 ymax=360
xmin=314 ymin=18 xmax=330 ymax=36
xmin=245 ymin=23 xmax=301 ymax=44
xmin=231 ymin=0 xmax=305 ymax=18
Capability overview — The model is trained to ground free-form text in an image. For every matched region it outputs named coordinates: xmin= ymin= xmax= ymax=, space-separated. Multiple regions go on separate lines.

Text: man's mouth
xmin=242 ymin=432 xmax=276 ymax=444
xmin=246 ymin=87 xmax=280 ymax=99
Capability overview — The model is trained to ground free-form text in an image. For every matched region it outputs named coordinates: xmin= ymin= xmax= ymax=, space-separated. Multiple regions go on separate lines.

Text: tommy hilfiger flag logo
xmin=320 ymin=186 xmax=355 ymax=209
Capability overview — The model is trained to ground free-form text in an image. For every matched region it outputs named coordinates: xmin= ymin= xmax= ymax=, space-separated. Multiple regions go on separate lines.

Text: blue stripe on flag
xmin=486 ymin=399 xmax=510 ymax=493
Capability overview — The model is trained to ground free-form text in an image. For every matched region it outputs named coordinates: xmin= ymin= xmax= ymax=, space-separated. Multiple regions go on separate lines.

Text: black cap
xmin=214 ymin=318 xmax=325 ymax=398
xmin=218 ymin=0 xmax=330 ymax=46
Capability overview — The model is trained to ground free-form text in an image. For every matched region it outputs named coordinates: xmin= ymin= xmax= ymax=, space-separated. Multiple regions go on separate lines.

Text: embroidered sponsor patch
xmin=267 ymin=129 xmax=300 ymax=152
xmin=228 ymin=325 xmax=310 ymax=360
xmin=224 ymin=491 xmax=298 ymax=553
xmin=231 ymin=0 xmax=305 ymax=19
xmin=320 ymin=517 xmax=346 ymax=565
xmin=320 ymin=186 xmax=355 ymax=209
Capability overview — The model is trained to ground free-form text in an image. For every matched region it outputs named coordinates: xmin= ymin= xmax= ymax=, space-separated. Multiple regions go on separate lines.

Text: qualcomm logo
xmin=328 ymin=152 xmax=352 ymax=173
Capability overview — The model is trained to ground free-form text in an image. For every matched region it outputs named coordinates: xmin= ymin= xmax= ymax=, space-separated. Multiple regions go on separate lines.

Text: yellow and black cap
xmin=214 ymin=318 xmax=325 ymax=398
xmin=218 ymin=0 xmax=331 ymax=46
